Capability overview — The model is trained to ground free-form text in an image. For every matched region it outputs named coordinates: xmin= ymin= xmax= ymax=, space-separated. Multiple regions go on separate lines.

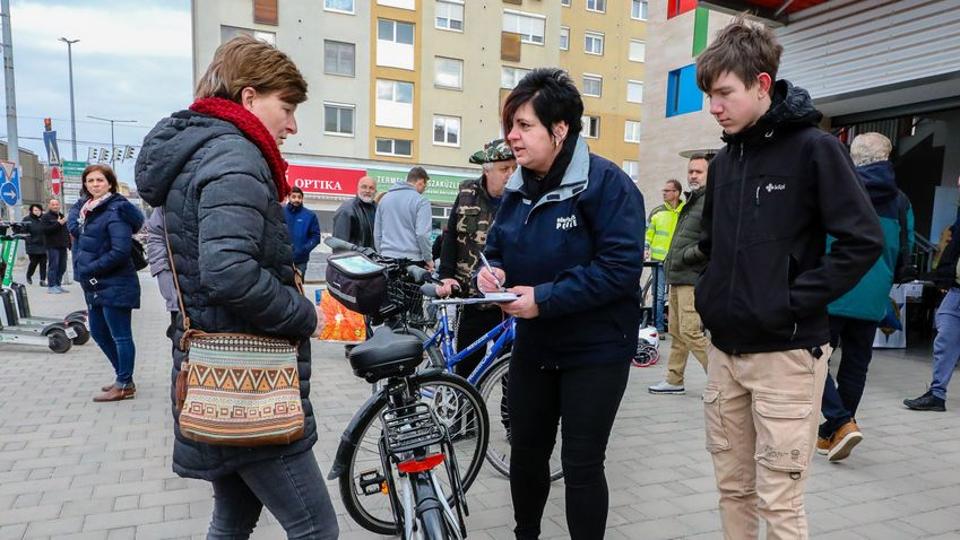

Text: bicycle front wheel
xmin=338 ymin=371 xmax=489 ymax=535
xmin=479 ymin=354 xmax=564 ymax=482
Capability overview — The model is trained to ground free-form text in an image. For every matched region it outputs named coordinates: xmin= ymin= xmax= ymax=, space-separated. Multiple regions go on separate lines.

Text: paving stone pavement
xmin=2 ymin=275 xmax=960 ymax=539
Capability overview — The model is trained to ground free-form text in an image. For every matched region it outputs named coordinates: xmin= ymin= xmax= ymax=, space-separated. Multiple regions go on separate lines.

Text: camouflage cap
xmin=469 ymin=138 xmax=515 ymax=165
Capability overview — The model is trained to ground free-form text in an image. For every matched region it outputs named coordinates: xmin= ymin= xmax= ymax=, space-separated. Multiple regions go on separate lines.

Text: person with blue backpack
xmin=816 ymin=132 xmax=915 ymax=461
xmin=67 ymin=164 xmax=145 ymax=402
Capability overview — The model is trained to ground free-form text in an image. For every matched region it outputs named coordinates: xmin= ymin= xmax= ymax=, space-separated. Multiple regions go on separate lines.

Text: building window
xmin=581 ymin=115 xmax=600 ymax=139
xmin=629 ymin=40 xmax=646 ymax=63
xmin=627 ymin=81 xmax=644 ymax=104
xmin=624 ymin=120 xmax=641 ymax=143
xmin=584 ymin=32 xmax=604 ymax=56
xmin=377 ymin=80 xmax=414 ymax=104
xmin=561 ymin=0 xmax=571 ymax=6
xmin=560 ymin=26 xmax=570 ymax=51
xmin=378 ymin=19 xmax=415 ymax=45
xmin=324 ymin=103 xmax=355 ymax=136
xmin=435 ymin=57 xmax=463 ymax=90
xmin=622 ymin=160 xmax=640 ymax=182
xmin=377 ymin=19 xmax=415 ymax=70
xmin=632 ymin=0 xmax=648 ymax=20
xmin=324 ymin=40 xmax=355 ymax=77
xmin=586 ymin=0 xmax=606 ymax=13
xmin=666 ymin=64 xmax=703 ymax=117
xmin=376 ymin=79 xmax=414 ymax=128
xmin=433 ymin=115 xmax=461 ymax=147
xmin=220 ymin=25 xmax=275 ymax=45
xmin=375 ymin=138 xmax=413 ymax=157
xmin=501 ymin=66 xmax=531 ymax=89
xmin=436 ymin=1 xmax=464 ymax=31
xmin=503 ymin=10 xmax=546 ymax=45
xmin=378 ymin=0 xmax=415 ymax=8
xmin=324 ymin=0 xmax=354 ymax=14
xmin=693 ymin=7 xmax=709 ymax=56
xmin=582 ymin=75 xmax=602 ymax=98
xmin=668 ymin=0 xmax=698 ymax=19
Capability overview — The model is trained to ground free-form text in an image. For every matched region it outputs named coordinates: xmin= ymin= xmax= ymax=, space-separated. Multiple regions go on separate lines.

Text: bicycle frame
xmin=423 ymin=307 xmax=515 ymax=386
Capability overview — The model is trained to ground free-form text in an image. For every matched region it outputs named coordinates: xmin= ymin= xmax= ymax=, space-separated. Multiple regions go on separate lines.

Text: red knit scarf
xmin=189 ymin=97 xmax=291 ymax=200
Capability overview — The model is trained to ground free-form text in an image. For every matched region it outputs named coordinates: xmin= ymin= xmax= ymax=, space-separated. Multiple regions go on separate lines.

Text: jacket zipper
xmin=728 ymin=142 xmax=747 ymax=355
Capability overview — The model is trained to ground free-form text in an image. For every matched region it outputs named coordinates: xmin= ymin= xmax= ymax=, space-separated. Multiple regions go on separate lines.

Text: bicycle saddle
xmin=349 ymin=327 xmax=424 ymax=383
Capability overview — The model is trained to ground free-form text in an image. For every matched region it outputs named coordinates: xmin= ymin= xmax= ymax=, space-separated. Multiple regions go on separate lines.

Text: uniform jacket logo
xmin=556 ymin=214 xmax=578 ymax=230
xmin=765 ymin=183 xmax=786 ymax=193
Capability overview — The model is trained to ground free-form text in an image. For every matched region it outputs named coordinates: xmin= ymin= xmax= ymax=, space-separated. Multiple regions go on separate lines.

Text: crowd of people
xmin=13 ymin=14 xmax=959 ymax=540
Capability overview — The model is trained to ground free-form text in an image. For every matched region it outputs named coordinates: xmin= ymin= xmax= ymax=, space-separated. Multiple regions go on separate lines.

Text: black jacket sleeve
xmin=438 ymin=196 xmax=461 ymax=281
xmin=698 ymin=166 xmax=715 ymax=259
xmin=332 ymin=202 xmax=352 ymax=242
xmin=198 ymin=172 xmax=317 ymax=340
xmin=789 ymin=135 xmax=884 ymax=318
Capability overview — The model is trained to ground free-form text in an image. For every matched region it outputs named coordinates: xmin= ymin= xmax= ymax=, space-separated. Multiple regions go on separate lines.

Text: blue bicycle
xmin=420 ymin=291 xmax=564 ymax=481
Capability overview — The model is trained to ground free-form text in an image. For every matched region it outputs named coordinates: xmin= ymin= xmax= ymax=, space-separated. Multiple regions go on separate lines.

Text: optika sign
xmin=286 ymin=164 xmax=365 ymax=196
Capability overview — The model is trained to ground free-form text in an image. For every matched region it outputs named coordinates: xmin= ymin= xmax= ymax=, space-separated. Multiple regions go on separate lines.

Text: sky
xmin=1 ymin=0 xmax=192 ymax=182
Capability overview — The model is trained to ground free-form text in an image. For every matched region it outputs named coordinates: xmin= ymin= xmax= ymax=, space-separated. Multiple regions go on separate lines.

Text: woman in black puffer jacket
xmin=21 ymin=204 xmax=47 ymax=285
xmin=135 ymin=36 xmax=335 ymax=539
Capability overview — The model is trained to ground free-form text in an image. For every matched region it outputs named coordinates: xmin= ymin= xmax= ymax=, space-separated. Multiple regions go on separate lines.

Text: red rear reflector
xmin=397 ymin=453 xmax=445 ymax=474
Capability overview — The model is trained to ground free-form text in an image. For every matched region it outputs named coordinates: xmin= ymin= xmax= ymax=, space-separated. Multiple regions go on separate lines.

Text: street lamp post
xmin=87 ymin=115 xmax=135 ymax=170
xmin=58 ymin=37 xmax=79 ymax=161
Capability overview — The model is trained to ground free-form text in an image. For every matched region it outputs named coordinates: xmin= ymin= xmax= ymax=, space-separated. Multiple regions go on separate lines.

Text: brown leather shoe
xmin=827 ymin=420 xmax=863 ymax=462
xmin=101 ymin=382 xmax=135 ymax=392
xmin=816 ymin=435 xmax=831 ymax=456
xmin=93 ymin=385 xmax=136 ymax=402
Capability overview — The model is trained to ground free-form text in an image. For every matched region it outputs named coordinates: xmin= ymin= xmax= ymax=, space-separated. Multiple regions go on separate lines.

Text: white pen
xmin=478 ymin=252 xmax=503 ymax=291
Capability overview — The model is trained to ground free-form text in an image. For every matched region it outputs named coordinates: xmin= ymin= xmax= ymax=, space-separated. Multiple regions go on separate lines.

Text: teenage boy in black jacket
xmin=695 ymin=17 xmax=883 ymax=539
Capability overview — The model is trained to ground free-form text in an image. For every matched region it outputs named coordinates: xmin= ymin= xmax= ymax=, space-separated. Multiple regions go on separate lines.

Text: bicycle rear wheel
xmin=412 ymin=474 xmax=451 ymax=540
xmin=338 ymin=372 xmax=489 ymax=535
xmin=479 ymin=354 xmax=564 ymax=481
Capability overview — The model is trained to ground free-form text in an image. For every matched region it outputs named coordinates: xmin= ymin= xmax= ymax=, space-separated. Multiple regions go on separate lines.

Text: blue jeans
xmin=819 ymin=315 xmax=877 ymax=438
xmin=653 ymin=264 xmax=667 ymax=332
xmin=208 ymin=450 xmax=339 ymax=540
xmin=88 ymin=305 xmax=136 ymax=387
xmin=930 ymin=289 xmax=960 ymax=400
xmin=47 ymin=247 xmax=67 ymax=287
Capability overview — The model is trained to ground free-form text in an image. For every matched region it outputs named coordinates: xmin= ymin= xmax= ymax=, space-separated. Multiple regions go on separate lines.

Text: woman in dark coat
xmin=67 ymin=164 xmax=144 ymax=402
xmin=134 ymin=35 xmax=335 ymax=539
xmin=21 ymin=204 xmax=47 ymax=285
xmin=478 ymin=69 xmax=646 ymax=539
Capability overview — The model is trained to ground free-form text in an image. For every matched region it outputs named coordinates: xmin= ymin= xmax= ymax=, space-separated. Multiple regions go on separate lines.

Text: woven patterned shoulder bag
xmin=164 ymin=211 xmax=305 ymax=447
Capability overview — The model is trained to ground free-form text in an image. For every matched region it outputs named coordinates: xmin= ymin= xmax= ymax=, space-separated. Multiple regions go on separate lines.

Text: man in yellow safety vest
xmin=645 ymin=179 xmax=685 ymax=333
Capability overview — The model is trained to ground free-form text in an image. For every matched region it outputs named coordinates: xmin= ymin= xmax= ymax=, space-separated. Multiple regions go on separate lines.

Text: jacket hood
xmin=135 ymin=110 xmax=241 ymax=207
xmin=857 ymin=160 xmax=899 ymax=206
xmin=723 ymin=80 xmax=823 ymax=144
xmin=388 ymin=182 xmax=418 ymax=193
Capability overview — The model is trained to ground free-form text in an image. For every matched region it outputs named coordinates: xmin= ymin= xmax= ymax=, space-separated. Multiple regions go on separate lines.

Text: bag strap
xmin=160 ymin=208 xmax=192 ymax=333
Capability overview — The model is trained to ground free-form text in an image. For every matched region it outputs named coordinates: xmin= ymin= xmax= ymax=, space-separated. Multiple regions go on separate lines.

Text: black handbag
xmin=325 ymin=251 xmax=388 ymax=315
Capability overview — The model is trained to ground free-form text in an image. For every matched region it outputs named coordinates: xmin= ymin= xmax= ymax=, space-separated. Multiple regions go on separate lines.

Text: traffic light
xmin=123 ymin=146 xmax=136 ymax=162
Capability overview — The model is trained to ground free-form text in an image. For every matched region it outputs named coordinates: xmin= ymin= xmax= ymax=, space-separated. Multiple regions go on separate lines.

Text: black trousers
xmin=453 ymin=305 xmax=505 ymax=378
xmin=819 ymin=315 xmax=878 ymax=438
xmin=508 ymin=352 xmax=630 ymax=540
xmin=26 ymin=253 xmax=47 ymax=281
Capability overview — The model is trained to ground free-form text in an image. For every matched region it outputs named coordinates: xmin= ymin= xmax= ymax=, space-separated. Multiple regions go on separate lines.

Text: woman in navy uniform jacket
xmin=479 ymin=68 xmax=646 ymax=540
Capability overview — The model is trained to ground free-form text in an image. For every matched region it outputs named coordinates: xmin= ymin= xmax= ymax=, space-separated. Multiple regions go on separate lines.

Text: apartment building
xmin=192 ymin=0 xmax=648 ymax=226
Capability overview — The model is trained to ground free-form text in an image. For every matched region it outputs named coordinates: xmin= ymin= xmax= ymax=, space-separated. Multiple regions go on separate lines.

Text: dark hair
xmin=502 ymin=68 xmax=583 ymax=141
xmin=290 ymin=186 xmax=304 ymax=196
xmin=689 ymin=153 xmax=714 ymax=163
xmin=666 ymin=179 xmax=683 ymax=192
xmin=696 ymin=15 xmax=783 ymax=93
xmin=80 ymin=164 xmax=119 ymax=198
xmin=29 ymin=203 xmax=43 ymax=213
xmin=407 ymin=166 xmax=429 ymax=183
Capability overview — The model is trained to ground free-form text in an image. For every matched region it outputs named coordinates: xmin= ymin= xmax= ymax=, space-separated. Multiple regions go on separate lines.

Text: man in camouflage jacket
xmin=437 ymin=138 xmax=516 ymax=377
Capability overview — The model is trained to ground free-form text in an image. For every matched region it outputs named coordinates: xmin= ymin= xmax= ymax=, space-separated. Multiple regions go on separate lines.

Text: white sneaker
xmin=648 ymin=380 xmax=685 ymax=395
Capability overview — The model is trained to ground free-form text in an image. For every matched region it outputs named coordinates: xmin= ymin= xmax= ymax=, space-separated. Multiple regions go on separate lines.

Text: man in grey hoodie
xmin=374 ymin=166 xmax=433 ymax=268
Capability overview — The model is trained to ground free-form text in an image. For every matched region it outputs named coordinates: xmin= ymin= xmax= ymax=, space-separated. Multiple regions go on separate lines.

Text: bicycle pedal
xmin=358 ymin=469 xmax=387 ymax=496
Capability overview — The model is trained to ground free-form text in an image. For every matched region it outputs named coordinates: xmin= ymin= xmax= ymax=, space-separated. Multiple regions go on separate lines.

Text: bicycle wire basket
xmin=386 ymin=278 xmax=430 ymax=327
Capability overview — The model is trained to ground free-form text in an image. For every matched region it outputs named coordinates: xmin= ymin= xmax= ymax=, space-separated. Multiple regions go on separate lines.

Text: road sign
xmin=51 ymin=166 xmax=62 ymax=195
xmin=62 ymin=160 xmax=86 ymax=179
xmin=0 ymin=163 xmax=20 ymax=207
